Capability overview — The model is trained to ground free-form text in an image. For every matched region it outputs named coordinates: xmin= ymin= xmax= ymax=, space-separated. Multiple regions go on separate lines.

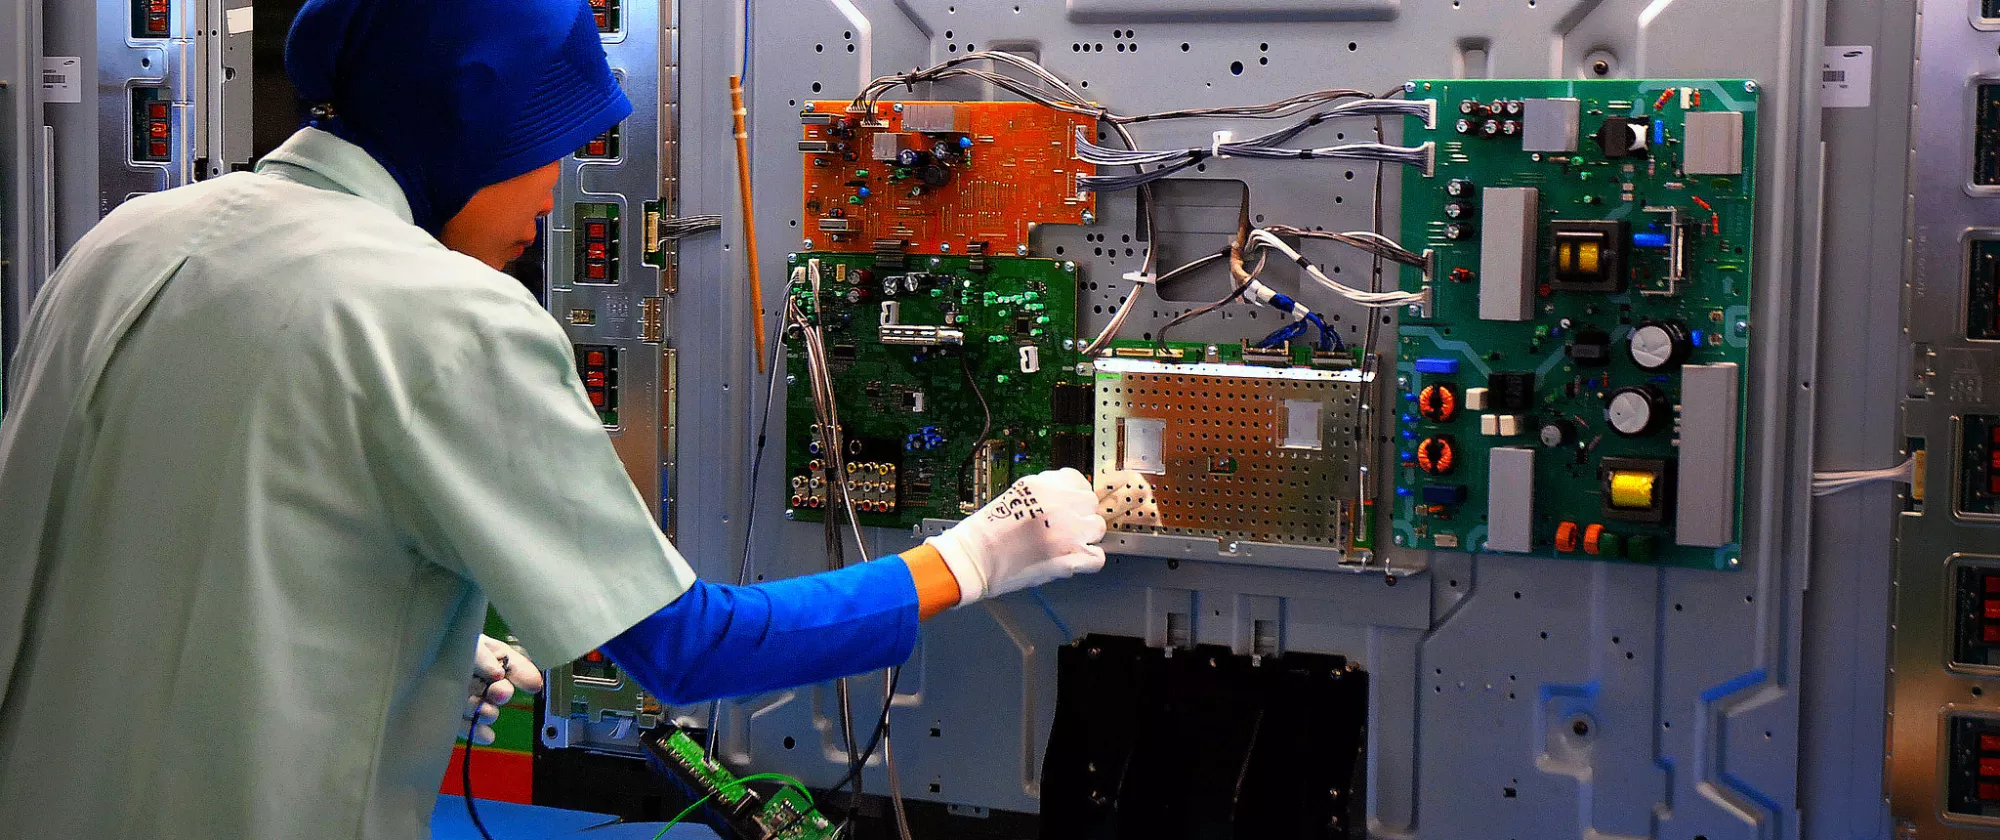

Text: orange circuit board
xmin=799 ymin=100 xmax=1097 ymax=256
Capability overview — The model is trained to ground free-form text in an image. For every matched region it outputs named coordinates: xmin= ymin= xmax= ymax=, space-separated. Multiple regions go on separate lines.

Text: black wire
xmin=461 ymin=709 xmax=499 ymax=840
xmin=952 ymin=350 xmax=994 ymax=505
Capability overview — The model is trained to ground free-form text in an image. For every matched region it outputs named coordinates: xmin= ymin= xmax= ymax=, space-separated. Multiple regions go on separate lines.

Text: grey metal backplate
xmin=1804 ymin=2 xmax=1916 ymax=839
xmin=39 ymin=0 xmax=252 ymax=263
xmin=662 ymin=0 xmax=1830 ymax=837
xmin=540 ymin=0 xmax=680 ymax=752
xmin=0 ymin=0 xmax=47 ymax=373
xmin=1892 ymin=1 xmax=2000 ymax=837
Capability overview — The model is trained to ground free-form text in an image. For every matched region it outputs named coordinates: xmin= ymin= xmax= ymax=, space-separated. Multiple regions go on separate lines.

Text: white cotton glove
xmin=465 ymin=634 xmax=544 ymax=746
xmin=926 ymin=468 xmax=1109 ymax=607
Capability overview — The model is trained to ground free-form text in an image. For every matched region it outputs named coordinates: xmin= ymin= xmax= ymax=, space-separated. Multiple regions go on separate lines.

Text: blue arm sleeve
xmin=599 ymin=557 xmax=921 ymax=705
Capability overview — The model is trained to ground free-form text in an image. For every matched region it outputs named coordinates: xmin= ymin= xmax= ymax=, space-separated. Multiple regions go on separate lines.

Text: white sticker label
xmin=226 ymin=6 xmax=254 ymax=34
xmin=1281 ymin=399 xmax=1323 ymax=450
xmin=41 ymin=57 xmax=82 ymax=104
xmin=1822 ymin=45 xmax=1873 ymax=109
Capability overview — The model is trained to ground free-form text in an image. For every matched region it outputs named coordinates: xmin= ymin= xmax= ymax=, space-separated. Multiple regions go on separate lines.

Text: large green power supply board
xmin=784 ymin=253 xmax=1090 ymax=527
xmin=1394 ymin=79 xmax=1757 ymax=569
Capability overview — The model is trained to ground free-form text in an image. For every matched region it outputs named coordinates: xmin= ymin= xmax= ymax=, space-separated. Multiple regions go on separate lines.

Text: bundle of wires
xmin=1811 ymin=454 xmax=1921 ymax=497
xmin=1075 ymin=99 xmax=1436 ymax=193
xmin=656 ymin=213 xmax=724 ymax=239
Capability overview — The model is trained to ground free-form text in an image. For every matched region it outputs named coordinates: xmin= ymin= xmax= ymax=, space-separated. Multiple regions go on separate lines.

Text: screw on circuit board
xmin=931 ymin=257 xmax=943 ymax=267
xmin=788 ymin=253 xmax=799 ymax=263
xmin=1016 ymin=244 xmax=1029 ymax=256
xmin=1081 ymin=211 xmax=1096 ymax=225
xmin=940 ymin=243 xmax=952 ymax=253
xmin=893 ymin=103 xmax=905 ymax=113
xmin=1394 ymin=534 xmax=1406 ymax=546
xmin=802 ymin=239 xmax=814 ymax=249
xmin=803 ymin=102 xmax=816 ymax=112
xmin=1744 ymin=81 xmax=1758 ymax=93
xmin=1735 ymin=320 xmax=1748 ymax=336
xmin=1403 ymin=81 xmax=1416 ymax=93
xmin=786 ymin=374 xmax=797 ymax=385
xmin=785 ymin=509 xmax=796 ymax=520
xmin=1728 ymin=556 xmax=1741 ymax=568
xmin=1063 ymin=261 xmax=1077 ymax=272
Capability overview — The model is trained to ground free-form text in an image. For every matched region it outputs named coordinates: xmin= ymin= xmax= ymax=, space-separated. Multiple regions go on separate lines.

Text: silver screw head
xmin=802 ymin=238 xmax=814 ymax=249
xmin=1081 ymin=211 xmax=1097 ymax=225
xmin=939 ymin=243 xmax=952 ymax=253
xmin=1064 ymin=261 xmax=1077 ymax=272
xmin=1016 ymin=244 xmax=1029 ymax=256
xmin=893 ymin=103 xmax=905 ymax=113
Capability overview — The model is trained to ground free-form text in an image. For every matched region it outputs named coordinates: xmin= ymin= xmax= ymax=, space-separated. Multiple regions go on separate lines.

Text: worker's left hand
xmin=466 ymin=634 xmax=544 ymax=745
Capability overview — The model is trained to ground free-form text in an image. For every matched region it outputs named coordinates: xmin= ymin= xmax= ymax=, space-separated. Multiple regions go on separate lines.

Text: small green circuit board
xmin=649 ymin=728 xmax=836 ymax=840
xmin=784 ymin=253 xmax=1089 ymax=527
xmin=1394 ymin=79 xmax=1756 ymax=569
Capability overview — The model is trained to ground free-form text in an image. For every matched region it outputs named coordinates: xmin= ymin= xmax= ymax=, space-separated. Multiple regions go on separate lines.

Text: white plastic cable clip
xmin=1210 ymin=130 xmax=1233 ymax=159
xmin=1123 ymin=270 xmax=1157 ymax=286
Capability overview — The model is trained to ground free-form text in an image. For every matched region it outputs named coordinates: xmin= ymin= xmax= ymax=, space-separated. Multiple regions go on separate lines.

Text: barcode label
xmin=41 ymin=57 xmax=81 ymax=104
xmin=1823 ymin=45 xmax=1873 ymax=109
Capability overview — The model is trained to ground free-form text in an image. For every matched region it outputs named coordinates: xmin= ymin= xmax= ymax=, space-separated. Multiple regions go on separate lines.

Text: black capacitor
xmin=1444 ymin=202 xmax=1472 ymax=220
xmin=1445 ymin=178 xmax=1476 ymax=198
xmin=918 ymin=165 xmax=953 ymax=188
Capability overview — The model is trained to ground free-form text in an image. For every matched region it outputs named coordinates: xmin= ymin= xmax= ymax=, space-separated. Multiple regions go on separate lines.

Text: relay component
xmin=1969 ymin=241 xmax=2000 ymax=341
xmin=576 ymin=203 xmax=620 ymax=284
xmin=1960 ymin=415 xmax=2000 ymax=517
xmin=1395 ymin=79 xmax=1756 ymax=568
xmin=1947 ymin=714 xmax=2000 ymax=819
xmin=577 ymin=124 xmax=621 ymax=160
xmin=1953 ymin=563 xmax=2000 ymax=669
xmin=132 ymin=0 xmax=169 ymax=37
xmin=132 ymin=88 xmax=172 ymax=163
xmin=587 ymin=0 xmax=620 ymax=32
xmin=1979 ymin=84 xmax=2000 ymax=187
xmin=575 ymin=344 xmax=619 ymax=427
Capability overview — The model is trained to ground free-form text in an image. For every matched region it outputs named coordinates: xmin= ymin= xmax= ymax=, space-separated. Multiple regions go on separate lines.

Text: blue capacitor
xmin=1633 ymin=232 xmax=1672 ymax=248
xmin=1395 ymin=486 xmax=1413 ymax=497
xmin=1401 ymin=414 xmax=1418 ymax=424
xmin=1403 ymin=392 xmax=1418 ymax=402
xmin=858 ymin=186 xmax=871 ymax=198
xmin=1414 ymin=357 xmax=1459 ymax=374
xmin=1691 ymin=329 xmax=1705 ymax=346
xmin=958 ymin=136 xmax=973 ymax=149
xmin=1401 ymin=430 xmax=1417 ymax=440
xmin=1652 ymin=119 xmax=1665 ymax=147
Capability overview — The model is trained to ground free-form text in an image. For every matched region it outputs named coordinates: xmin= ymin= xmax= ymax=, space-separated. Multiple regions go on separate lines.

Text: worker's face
xmin=441 ymin=161 xmax=562 ymax=270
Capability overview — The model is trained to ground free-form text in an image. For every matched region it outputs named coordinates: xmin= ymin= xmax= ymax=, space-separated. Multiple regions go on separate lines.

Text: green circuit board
xmin=1394 ymin=79 xmax=1757 ymax=569
xmin=783 ymin=253 xmax=1089 ymax=527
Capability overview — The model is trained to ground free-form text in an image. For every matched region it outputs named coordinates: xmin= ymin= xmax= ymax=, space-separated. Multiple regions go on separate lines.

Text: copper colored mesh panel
xmin=1094 ymin=367 xmax=1362 ymax=546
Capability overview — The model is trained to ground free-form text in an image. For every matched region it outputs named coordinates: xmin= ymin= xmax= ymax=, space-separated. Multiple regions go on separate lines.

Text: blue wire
xmin=1256 ymin=319 xmax=1309 ymax=349
xmin=741 ymin=0 xmax=753 ymax=80
xmin=1306 ymin=313 xmax=1344 ymax=352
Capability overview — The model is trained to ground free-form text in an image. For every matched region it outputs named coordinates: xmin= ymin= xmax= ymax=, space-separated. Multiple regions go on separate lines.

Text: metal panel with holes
xmin=654 ymin=0 xmax=1879 ymax=837
xmin=1091 ymin=357 xmax=1370 ymax=554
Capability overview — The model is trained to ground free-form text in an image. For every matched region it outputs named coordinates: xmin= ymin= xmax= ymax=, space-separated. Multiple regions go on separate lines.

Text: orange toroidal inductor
xmin=1418 ymin=384 xmax=1458 ymax=422
xmin=1415 ymin=436 xmax=1456 ymax=474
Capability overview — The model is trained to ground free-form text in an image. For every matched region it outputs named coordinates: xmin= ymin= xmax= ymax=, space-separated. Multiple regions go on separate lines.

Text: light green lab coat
xmin=0 ymin=128 xmax=694 ymax=837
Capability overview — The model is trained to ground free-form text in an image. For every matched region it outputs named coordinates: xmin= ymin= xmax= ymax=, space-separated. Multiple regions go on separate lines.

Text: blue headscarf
xmin=285 ymin=0 xmax=632 ymax=234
